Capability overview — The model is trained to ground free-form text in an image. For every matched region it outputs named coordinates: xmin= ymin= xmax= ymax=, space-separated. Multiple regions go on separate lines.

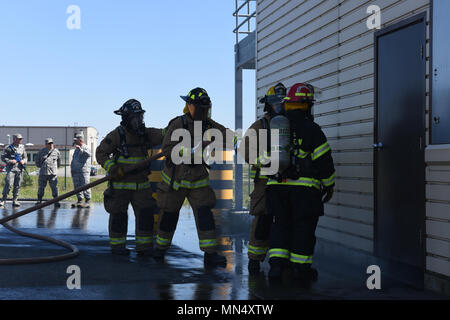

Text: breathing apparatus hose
xmin=0 ymin=152 xmax=163 ymax=265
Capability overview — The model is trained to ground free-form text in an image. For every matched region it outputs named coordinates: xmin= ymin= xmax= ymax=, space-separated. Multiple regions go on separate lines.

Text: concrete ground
xmin=0 ymin=202 xmax=447 ymax=300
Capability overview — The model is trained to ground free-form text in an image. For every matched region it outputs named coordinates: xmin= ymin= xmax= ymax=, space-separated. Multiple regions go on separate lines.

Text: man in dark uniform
xmin=266 ymin=83 xmax=335 ymax=286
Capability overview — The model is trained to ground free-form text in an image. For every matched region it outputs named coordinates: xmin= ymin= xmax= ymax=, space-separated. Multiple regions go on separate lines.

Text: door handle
xmin=373 ymin=142 xmax=383 ymax=150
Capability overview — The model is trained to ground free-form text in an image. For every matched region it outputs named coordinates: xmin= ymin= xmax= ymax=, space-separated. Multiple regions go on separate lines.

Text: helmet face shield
xmin=127 ymin=112 xmax=145 ymax=134
xmin=266 ymin=95 xmax=285 ymax=115
xmin=273 ymin=83 xmax=287 ymax=97
xmin=192 ymin=95 xmax=212 ymax=121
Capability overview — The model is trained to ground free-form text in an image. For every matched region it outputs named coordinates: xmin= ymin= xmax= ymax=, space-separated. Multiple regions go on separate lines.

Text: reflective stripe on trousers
xmin=161 ymin=171 xmax=209 ymax=190
xmin=268 ymin=248 xmax=313 ymax=264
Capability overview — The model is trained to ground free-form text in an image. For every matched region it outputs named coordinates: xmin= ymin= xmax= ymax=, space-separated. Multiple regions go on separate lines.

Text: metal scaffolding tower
xmin=233 ymin=0 xmax=256 ymax=210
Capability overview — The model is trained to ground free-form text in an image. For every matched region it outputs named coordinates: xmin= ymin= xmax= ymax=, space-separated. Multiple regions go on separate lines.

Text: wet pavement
xmin=0 ymin=202 xmax=447 ymax=300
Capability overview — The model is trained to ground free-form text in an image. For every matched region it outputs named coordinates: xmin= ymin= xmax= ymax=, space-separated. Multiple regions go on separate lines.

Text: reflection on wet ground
xmin=0 ymin=202 xmax=445 ymax=300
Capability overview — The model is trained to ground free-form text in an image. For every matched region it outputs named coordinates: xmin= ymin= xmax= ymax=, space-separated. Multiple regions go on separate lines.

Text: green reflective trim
xmin=255 ymin=152 xmax=271 ymax=166
xmin=312 ymin=142 xmax=331 ymax=161
xmin=111 ymin=181 xmax=151 ymax=190
xmin=156 ymin=235 xmax=171 ymax=246
xmin=268 ymin=248 xmax=290 ymax=260
xmin=161 ymin=170 xmax=209 ymax=190
xmin=248 ymin=245 xmax=268 ymax=255
xmin=321 ymin=173 xmax=335 ymax=187
xmin=199 ymin=239 xmax=217 ymax=247
xmin=290 ymin=253 xmax=313 ymax=264
xmin=294 ymin=148 xmax=309 ymax=159
xmin=104 ymin=159 xmax=115 ymax=172
xmin=250 ymin=170 xmax=268 ymax=180
xmin=136 ymin=236 xmax=153 ymax=244
xmin=117 ymin=156 xmax=146 ymax=164
xmin=267 ymin=177 xmax=321 ymax=190
xmin=110 ymin=237 xmax=126 ymax=245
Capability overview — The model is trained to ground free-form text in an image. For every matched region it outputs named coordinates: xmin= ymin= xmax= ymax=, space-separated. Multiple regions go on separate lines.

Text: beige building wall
xmin=256 ymin=0 xmax=448 ymax=289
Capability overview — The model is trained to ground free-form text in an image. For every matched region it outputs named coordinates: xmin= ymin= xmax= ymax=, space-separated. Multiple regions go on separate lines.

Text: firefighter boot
xmin=137 ymin=248 xmax=153 ymax=258
xmin=153 ymin=248 xmax=166 ymax=260
xmin=204 ymin=252 xmax=227 ymax=268
xmin=35 ymin=197 xmax=42 ymax=205
xmin=293 ymin=264 xmax=318 ymax=287
xmin=84 ymin=199 xmax=91 ymax=208
xmin=111 ymin=247 xmax=131 ymax=255
xmin=248 ymin=259 xmax=261 ymax=275
xmin=268 ymin=258 xmax=286 ymax=279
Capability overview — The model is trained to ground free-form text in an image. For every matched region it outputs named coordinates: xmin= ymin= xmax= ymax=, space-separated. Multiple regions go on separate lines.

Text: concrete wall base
xmin=425 ymin=272 xmax=450 ymax=297
xmin=316 ymin=237 xmax=449 ymax=297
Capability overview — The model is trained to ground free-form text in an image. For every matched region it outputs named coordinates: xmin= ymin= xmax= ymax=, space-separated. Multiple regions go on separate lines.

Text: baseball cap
xmin=73 ymin=133 xmax=84 ymax=140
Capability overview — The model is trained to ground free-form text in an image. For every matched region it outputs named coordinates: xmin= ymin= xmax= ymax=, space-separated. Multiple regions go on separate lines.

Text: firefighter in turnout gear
xmin=96 ymin=99 xmax=165 ymax=256
xmin=266 ymin=83 xmax=335 ymax=286
xmin=242 ymin=83 xmax=287 ymax=274
xmin=155 ymin=87 xmax=235 ymax=267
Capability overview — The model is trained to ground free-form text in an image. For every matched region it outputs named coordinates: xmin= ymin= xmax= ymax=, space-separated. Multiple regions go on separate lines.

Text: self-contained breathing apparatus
xmin=105 ymin=99 xmax=153 ymax=197
xmin=164 ymin=88 xmax=213 ymax=190
xmin=262 ymin=83 xmax=318 ymax=182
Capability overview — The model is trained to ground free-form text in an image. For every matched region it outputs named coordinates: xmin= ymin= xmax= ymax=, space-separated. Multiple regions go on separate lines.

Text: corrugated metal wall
xmin=256 ymin=0 xmax=449 ymax=280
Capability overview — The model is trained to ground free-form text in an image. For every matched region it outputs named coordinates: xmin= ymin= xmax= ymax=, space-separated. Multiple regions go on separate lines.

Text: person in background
xmin=0 ymin=133 xmax=27 ymax=207
xmin=71 ymin=133 xmax=92 ymax=208
xmin=35 ymin=138 xmax=61 ymax=207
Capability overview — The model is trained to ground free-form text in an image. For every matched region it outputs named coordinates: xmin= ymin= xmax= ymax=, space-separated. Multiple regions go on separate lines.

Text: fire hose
xmin=0 ymin=152 xmax=163 ymax=265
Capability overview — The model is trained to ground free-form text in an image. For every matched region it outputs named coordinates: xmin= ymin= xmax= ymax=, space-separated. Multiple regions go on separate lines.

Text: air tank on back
xmin=270 ymin=115 xmax=291 ymax=174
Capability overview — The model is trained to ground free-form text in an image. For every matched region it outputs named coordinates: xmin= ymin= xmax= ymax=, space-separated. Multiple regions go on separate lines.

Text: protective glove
xmin=321 ymin=186 xmax=334 ymax=203
xmin=109 ymin=164 xmax=125 ymax=180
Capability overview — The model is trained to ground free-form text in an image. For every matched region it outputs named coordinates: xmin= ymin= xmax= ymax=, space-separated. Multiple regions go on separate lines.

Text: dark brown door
xmin=375 ymin=14 xmax=426 ymax=288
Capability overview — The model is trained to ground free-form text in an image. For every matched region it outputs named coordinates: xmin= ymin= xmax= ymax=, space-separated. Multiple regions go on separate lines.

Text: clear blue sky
xmin=0 ymin=0 xmax=256 ymax=140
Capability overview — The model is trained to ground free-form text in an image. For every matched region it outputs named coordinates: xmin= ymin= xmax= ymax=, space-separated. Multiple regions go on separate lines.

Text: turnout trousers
xmin=248 ymin=180 xmax=272 ymax=261
xmin=266 ymin=185 xmax=322 ymax=268
xmin=104 ymin=188 xmax=157 ymax=252
xmin=155 ymin=183 xmax=217 ymax=254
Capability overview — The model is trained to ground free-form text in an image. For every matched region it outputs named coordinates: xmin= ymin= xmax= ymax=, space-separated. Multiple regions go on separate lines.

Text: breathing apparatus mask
xmin=180 ymin=87 xmax=212 ymax=122
xmin=114 ymin=99 xmax=146 ymax=136
xmin=261 ymin=83 xmax=287 ymax=117
xmin=124 ymin=112 xmax=146 ymax=136
xmin=192 ymin=95 xmax=212 ymax=121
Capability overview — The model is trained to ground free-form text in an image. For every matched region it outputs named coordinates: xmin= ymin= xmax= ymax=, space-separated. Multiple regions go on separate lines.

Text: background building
xmin=0 ymin=126 xmax=99 ymax=165
xmin=234 ymin=0 xmax=449 ymax=294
